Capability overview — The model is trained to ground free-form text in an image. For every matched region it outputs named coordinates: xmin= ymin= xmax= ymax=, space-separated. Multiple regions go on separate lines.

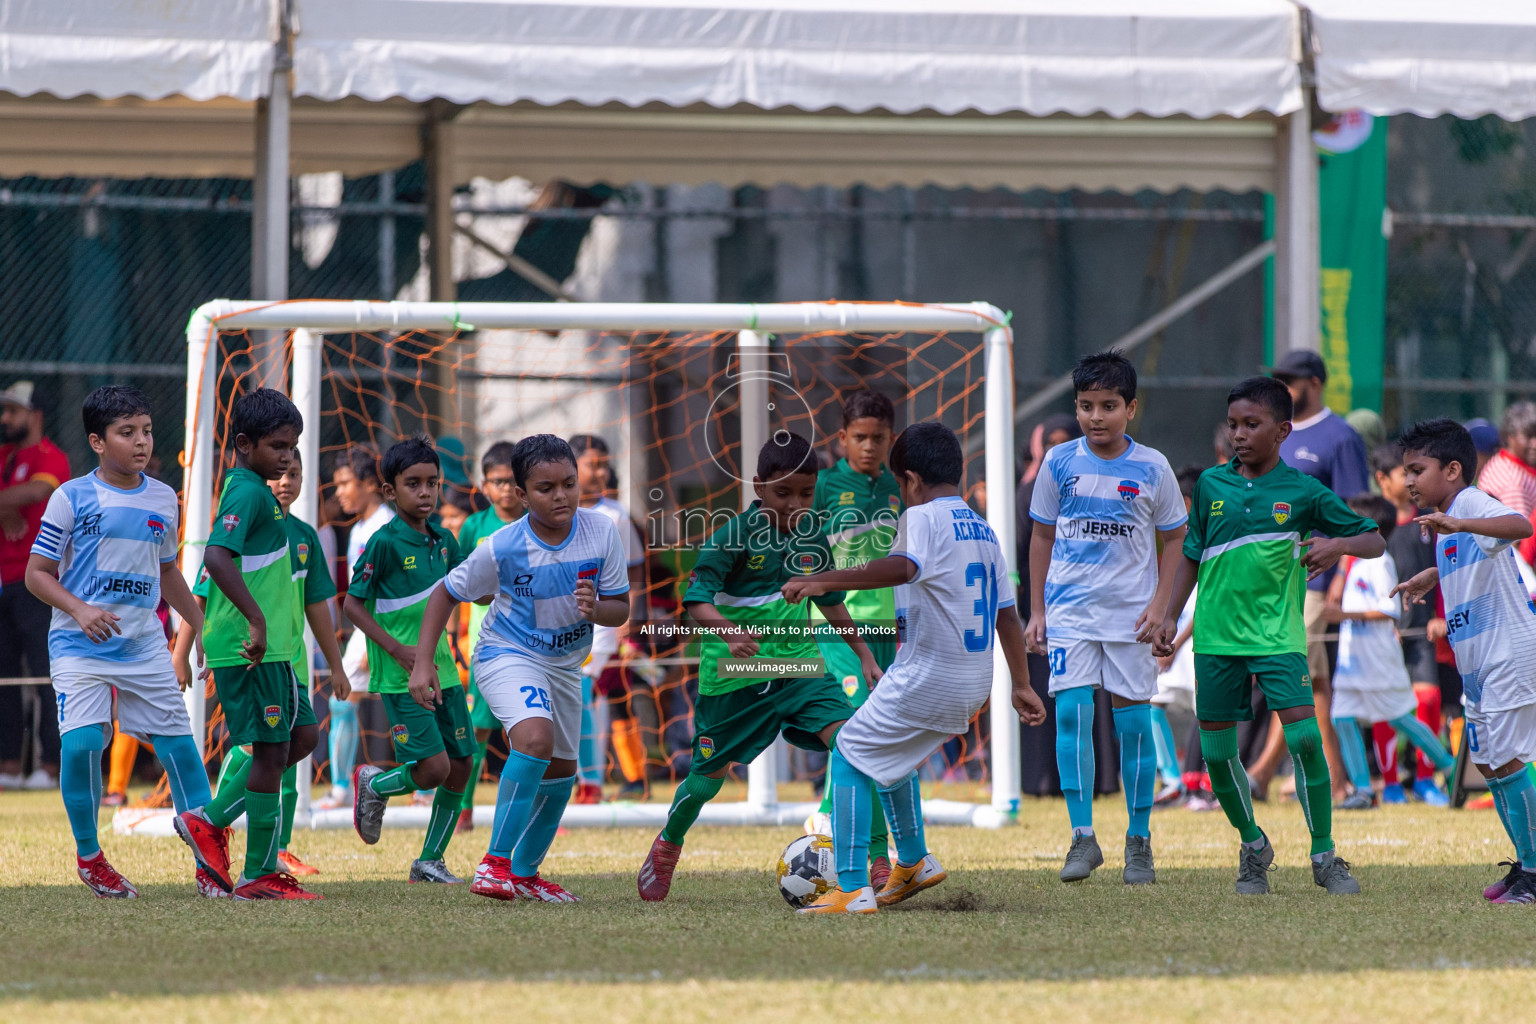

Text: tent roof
xmin=1309 ymin=1 xmax=1536 ymax=120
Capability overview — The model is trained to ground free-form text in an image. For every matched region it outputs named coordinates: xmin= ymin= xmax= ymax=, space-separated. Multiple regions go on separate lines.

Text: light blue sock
xmin=510 ymin=776 xmax=575 ymax=877
xmin=829 ymin=749 xmax=872 ymax=891
xmin=876 ymin=771 xmax=928 ymax=866
xmin=1332 ymin=716 xmax=1374 ymax=792
xmin=488 ymin=748 xmax=553 ymax=859
xmin=328 ymin=697 xmax=358 ymax=789
xmin=60 ymin=724 xmax=109 ymax=859
xmin=148 ymin=734 xmax=212 ymax=814
xmin=1487 ymin=770 xmax=1536 ymax=866
xmin=578 ymin=674 xmax=600 ymax=786
xmin=1054 ymin=686 xmax=1096 ymax=833
xmin=1387 ymin=713 xmax=1454 ymax=773
xmin=1112 ymin=704 xmax=1156 ymax=839
xmin=1149 ymin=706 xmax=1182 ymax=789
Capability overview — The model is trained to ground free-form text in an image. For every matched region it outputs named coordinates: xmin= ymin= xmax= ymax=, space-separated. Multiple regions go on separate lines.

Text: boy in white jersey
xmin=1393 ymin=419 xmax=1536 ymax=903
xmin=410 ymin=435 xmax=629 ymax=903
xmin=25 ymin=386 xmax=210 ymax=898
xmin=1025 ymin=351 xmax=1188 ymax=885
xmin=786 ymin=422 xmax=1046 ymax=914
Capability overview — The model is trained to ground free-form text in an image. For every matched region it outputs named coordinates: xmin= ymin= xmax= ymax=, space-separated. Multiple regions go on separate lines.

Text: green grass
xmin=1 ymin=782 xmax=1531 ymax=1022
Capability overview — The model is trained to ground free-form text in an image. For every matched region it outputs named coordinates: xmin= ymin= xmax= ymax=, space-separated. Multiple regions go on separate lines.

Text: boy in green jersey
xmin=453 ymin=440 xmax=522 ymax=832
xmin=1158 ymin=377 xmax=1382 ymax=896
xmin=173 ymin=389 xmax=323 ymax=900
xmin=637 ymin=432 xmax=882 ymax=901
xmin=345 ymin=436 xmax=475 ymax=882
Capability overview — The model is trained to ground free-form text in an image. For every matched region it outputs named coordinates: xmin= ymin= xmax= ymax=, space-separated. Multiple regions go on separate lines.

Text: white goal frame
xmin=166 ymin=299 xmax=1018 ymax=834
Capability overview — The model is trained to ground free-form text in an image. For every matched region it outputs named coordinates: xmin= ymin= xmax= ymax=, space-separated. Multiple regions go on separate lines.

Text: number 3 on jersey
xmin=963 ymin=561 xmax=999 ymax=653
xmin=520 ymin=685 xmax=552 ymax=711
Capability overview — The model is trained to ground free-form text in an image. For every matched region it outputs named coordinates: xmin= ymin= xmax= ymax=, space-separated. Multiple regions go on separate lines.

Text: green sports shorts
xmin=1194 ymin=652 xmax=1313 ymax=723
xmin=213 ymin=661 xmax=313 ymax=746
xmin=381 ymin=686 xmax=478 ymax=762
xmin=691 ymin=674 xmax=852 ymax=770
xmin=464 ymin=672 xmax=499 ymax=732
xmin=815 ymin=622 xmax=896 ymax=710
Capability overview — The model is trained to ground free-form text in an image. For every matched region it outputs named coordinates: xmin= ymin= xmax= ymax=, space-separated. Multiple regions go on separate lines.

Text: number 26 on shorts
xmin=520 ymin=685 xmax=552 ymax=711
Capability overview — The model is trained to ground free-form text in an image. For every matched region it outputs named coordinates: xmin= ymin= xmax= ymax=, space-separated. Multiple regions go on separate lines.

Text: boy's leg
xmin=417 ymin=688 xmax=475 ymax=869
xmin=1413 ymin=682 xmax=1444 ymax=781
xmin=1333 ymin=716 xmax=1375 ymax=792
xmin=1200 ymin=723 xmax=1263 ymax=842
xmin=830 ymin=748 xmax=874 ymax=891
xmin=487 ymin=748 xmax=552 ymax=859
xmin=1487 ymin=767 xmax=1536 ymax=870
xmin=1282 ymin=714 xmax=1336 ymax=856
xmin=207 ymin=745 xmax=253 ymax=825
xmin=811 ymin=640 xmax=892 ymax=863
xmin=578 ymin=672 xmax=600 ymax=786
xmin=148 ymin=732 xmax=213 ymax=816
xmin=1054 ymin=686 xmax=1096 ymax=834
xmin=279 ymin=764 xmax=298 ymax=850
xmin=326 ymin=693 xmax=359 ymax=795
xmin=1389 ymin=712 xmax=1455 ymax=773
xmin=243 ymin=740 xmax=288 ymax=881
xmin=661 ymin=769 xmax=726 ymax=844
xmin=509 ymin=769 xmax=576 ymax=880
xmin=1111 ymin=703 xmax=1156 ymax=839
xmin=1371 ymin=722 xmax=1401 ymax=793
xmin=1149 ymin=705 xmax=1182 ymax=790
xmin=60 ymin=722 xmax=109 ymax=859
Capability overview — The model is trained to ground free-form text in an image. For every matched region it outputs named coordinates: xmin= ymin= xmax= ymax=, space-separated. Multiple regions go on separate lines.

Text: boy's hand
xmin=332 ymin=672 xmax=352 ymax=701
xmin=1426 ymin=616 xmax=1448 ymax=641
xmin=1011 ymin=681 xmax=1047 ymax=726
xmin=726 ymin=627 xmax=760 ymax=658
xmin=407 ymin=660 xmax=440 ymax=709
xmin=1412 ymin=511 xmax=1461 ymax=538
xmin=72 ymin=605 xmax=121 ymax=643
xmin=1151 ymin=618 xmax=1177 ymax=658
xmin=574 ymin=578 xmax=597 ymax=617
xmin=781 ymin=578 xmax=826 ymax=604
xmin=389 ymin=640 xmax=417 ymax=675
xmin=1155 ymin=652 xmax=1175 ymax=673
xmin=173 ymin=637 xmax=210 ymax=693
xmin=1321 ymin=601 xmax=1346 ymax=625
xmin=1392 ymin=568 xmax=1440 ymax=606
xmin=859 ymin=652 xmax=884 ymax=688
xmin=1133 ymin=602 xmax=1162 ymax=644
xmin=242 ymin=618 xmax=267 ymax=668
xmin=1023 ymin=613 xmax=1047 ymax=655
xmin=1299 ymin=536 xmax=1349 ymax=582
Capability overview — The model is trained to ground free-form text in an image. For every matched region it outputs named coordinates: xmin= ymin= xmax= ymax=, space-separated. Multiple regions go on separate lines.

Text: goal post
xmin=176 ymin=299 xmax=1019 ymax=831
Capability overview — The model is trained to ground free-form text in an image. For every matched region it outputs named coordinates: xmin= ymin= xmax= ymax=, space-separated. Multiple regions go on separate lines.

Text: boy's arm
xmin=683 ymin=600 xmax=760 ymax=657
xmin=342 ymin=593 xmax=416 ymax=675
xmin=998 ymin=610 xmax=1046 ymax=726
xmin=781 ymin=554 xmax=916 ymax=602
xmin=24 ymin=553 xmax=120 ymax=641
xmin=817 ymin=600 xmax=881 ymax=684
xmin=305 ymin=601 xmax=350 ymax=699
xmin=1299 ymin=531 xmax=1384 ymax=581
xmin=1155 ymin=554 xmax=1199 ymax=657
xmin=172 ymin=596 xmax=208 ymax=691
xmin=1391 ymin=566 xmax=1440 ymax=605
xmin=575 ymin=579 xmax=629 ymax=627
xmin=407 ymin=584 xmax=458 ymax=709
xmin=1025 ymin=524 xmax=1053 ymax=654
xmin=203 ymin=545 xmax=265 ymax=666
xmin=1137 ymin=524 xmax=1187 ymax=644
xmin=1415 ymin=510 xmax=1534 ymax=542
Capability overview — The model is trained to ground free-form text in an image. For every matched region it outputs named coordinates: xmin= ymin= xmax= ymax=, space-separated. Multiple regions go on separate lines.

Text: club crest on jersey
xmin=392 ymin=723 xmax=410 ymax=746
xmin=263 ymin=704 xmax=281 ymax=728
xmin=842 ymin=675 xmax=859 ymax=699
xmin=1272 ymin=502 xmax=1291 ymax=526
xmin=888 ymin=494 xmax=901 ymax=513
xmin=146 ymin=514 xmax=167 ymax=541
xmin=1117 ymin=480 xmax=1140 ymax=502
xmin=359 ymin=562 xmax=374 ymax=582
xmin=577 ymin=561 xmax=600 ymax=581
xmin=698 ymin=736 xmax=715 ymax=760
xmin=1445 ymin=539 xmax=1458 ymax=564
xmin=296 ymin=542 xmax=309 ymax=566
xmin=798 ymin=553 xmax=816 ymax=574
xmin=222 ymin=513 xmax=240 ymax=533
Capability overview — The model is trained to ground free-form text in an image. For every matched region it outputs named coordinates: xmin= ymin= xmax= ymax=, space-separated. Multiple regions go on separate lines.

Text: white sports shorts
xmin=1464 ymin=701 xmax=1536 ymax=770
xmin=1046 ymin=638 xmax=1158 ymax=701
xmin=834 ymin=697 xmax=951 ymax=790
xmin=472 ymin=652 xmax=582 ymax=760
xmin=53 ymin=655 xmax=192 ymax=740
xmin=1331 ymin=686 xmax=1416 ymax=724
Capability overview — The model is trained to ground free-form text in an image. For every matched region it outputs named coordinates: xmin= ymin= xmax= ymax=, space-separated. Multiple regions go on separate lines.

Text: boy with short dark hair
xmin=345 ymin=435 xmax=475 ymax=883
xmin=26 ymin=385 xmax=210 ymax=898
xmin=1393 ymin=418 xmax=1536 ymax=903
xmin=636 ymin=432 xmax=881 ymax=902
xmin=1158 ymin=376 xmax=1383 ymax=896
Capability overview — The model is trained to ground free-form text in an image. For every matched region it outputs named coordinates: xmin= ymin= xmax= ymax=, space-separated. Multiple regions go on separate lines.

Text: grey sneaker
xmin=1235 ymin=836 xmax=1275 ymax=895
xmin=1059 ymin=833 xmax=1104 ymax=882
xmin=1123 ymin=835 xmax=1155 ymax=885
xmin=1312 ymin=849 xmax=1362 ymax=895
xmin=409 ymin=858 xmax=465 ymax=884
xmin=1338 ymin=788 xmax=1375 ymax=811
xmin=352 ymin=765 xmax=388 ymax=845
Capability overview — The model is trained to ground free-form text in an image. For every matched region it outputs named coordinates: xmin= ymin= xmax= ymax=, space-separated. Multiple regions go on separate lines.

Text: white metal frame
xmin=178 ymin=299 xmax=1018 ymax=831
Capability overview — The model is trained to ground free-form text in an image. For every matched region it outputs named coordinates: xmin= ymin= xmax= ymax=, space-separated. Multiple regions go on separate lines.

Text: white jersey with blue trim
xmin=32 ymin=472 xmax=179 ymax=670
xmin=1435 ymin=486 xmax=1536 ymax=712
xmin=1028 ymin=436 xmax=1187 ymax=643
xmin=445 ymin=506 xmax=630 ymax=673
xmin=1333 ymin=553 xmax=1411 ymax=693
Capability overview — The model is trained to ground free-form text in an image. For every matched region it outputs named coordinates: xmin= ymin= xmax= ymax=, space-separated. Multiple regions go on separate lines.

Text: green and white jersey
xmin=203 ymin=467 xmax=296 ymax=668
xmin=1184 ymin=458 xmax=1376 ymax=657
xmin=813 ymin=458 xmax=902 ymax=625
xmin=347 ymin=515 xmax=464 ymax=694
xmin=457 ymin=504 xmax=519 ymax=660
xmin=683 ymin=501 xmax=845 ymax=695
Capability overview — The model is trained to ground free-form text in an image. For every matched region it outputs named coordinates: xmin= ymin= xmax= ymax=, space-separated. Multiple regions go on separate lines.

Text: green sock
xmin=868 ymin=782 xmax=890 ymax=860
xmin=370 ymin=762 xmax=417 ymax=798
xmin=1282 ymin=717 xmax=1334 ymax=856
xmin=461 ymin=739 xmax=488 ymax=812
xmin=421 ymin=786 xmax=463 ymax=862
xmin=660 ymin=772 xmax=725 ymax=844
xmin=205 ymin=746 xmax=253 ymax=829
xmin=279 ymin=764 xmax=298 ymax=850
xmin=243 ymin=789 xmax=282 ymax=879
xmin=1201 ymin=726 xmax=1263 ymax=843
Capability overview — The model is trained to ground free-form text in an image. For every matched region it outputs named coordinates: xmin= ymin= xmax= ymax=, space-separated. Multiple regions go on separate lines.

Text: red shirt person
xmin=1476 ymin=403 xmax=1536 ymax=567
xmin=0 ymin=381 xmax=69 ymax=788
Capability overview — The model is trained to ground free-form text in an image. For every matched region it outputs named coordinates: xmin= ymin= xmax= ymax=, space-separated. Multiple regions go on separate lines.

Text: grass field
xmin=2 ymin=780 xmax=1532 ymax=1023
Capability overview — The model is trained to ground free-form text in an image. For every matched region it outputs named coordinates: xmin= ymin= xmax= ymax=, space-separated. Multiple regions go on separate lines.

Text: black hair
xmin=841 ymin=390 xmax=896 ymax=429
xmin=1347 ymin=493 xmax=1397 ymax=540
xmin=1213 ymin=421 xmax=1236 ymax=462
xmin=231 ymin=387 xmax=303 ymax=445
xmin=1071 ymin=350 xmax=1137 ymax=404
xmin=1399 ymin=417 xmax=1478 ymax=484
xmin=381 ymin=433 xmax=440 ymax=487
xmin=336 ymin=443 xmax=381 ymax=486
xmin=568 ymin=434 xmax=610 ymax=457
xmin=757 ymin=431 xmax=816 ymax=481
xmin=1176 ymin=464 xmax=1204 ymax=501
xmin=442 ymin=484 xmax=476 ymax=514
xmin=511 ymin=433 xmax=577 ymax=488
xmin=890 ymin=421 xmax=963 ymax=487
xmin=1226 ymin=376 xmax=1293 ymax=423
xmin=82 ymin=385 xmax=152 ymax=439
xmin=1369 ymin=444 xmax=1402 ymax=477
xmin=481 ymin=440 xmax=517 ymax=475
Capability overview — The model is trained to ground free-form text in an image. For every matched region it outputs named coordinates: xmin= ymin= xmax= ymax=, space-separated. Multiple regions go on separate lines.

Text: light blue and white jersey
xmin=445 ymin=507 xmax=629 ymax=673
xmin=1435 ymin=487 xmax=1536 ymax=712
xmin=32 ymin=472 xmax=179 ymax=669
xmin=1028 ymin=437 xmax=1186 ymax=643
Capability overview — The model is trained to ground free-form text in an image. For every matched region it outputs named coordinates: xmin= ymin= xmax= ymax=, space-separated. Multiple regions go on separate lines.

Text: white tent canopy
xmin=1307 ymin=1 xmax=1536 ymax=121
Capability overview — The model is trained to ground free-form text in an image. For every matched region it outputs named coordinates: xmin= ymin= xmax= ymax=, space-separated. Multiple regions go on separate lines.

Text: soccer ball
xmin=776 ymin=833 xmax=834 ymax=907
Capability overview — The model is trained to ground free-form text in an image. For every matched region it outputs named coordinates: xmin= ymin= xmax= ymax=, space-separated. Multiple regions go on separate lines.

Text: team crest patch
xmin=1272 ymin=502 xmax=1291 ymax=526
xmin=296 ymin=542 xmax=309 ymax=566
xmin=577 ymin=560 xmax=600 ymax=581
xmin=842 ymin=675 xmax=859 ymax=699
xmin=698 ymin=736 xmax=715 ymax=760
xmin=798 ymin=553 xmax=816 ymax=574
xmin=146 ymin=514 xmax=167 ymax=541
xmin=1445 ymin=540 xmax=1458 ymax=564
xmin=222 ymin=513 xmax=240 ymax=533
xmin=263 ymin=704 xmax=282 ymax=728
xmin=747 ymin=553 xmax=766 ymax=570
xmin=1117 ymin=480 xmax=1140 ymax=502
xmin=888 ymin=494 xmax=901 ymax=513
xmin=359 ymin=562 xmax=374 ymax=582
xmin=392 ymin=723 xmax=410 ymax=746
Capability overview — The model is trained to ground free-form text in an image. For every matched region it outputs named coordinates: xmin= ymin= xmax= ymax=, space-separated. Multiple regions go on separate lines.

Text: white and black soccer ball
xmin=776 ymin=833 xmax=834 ymax=907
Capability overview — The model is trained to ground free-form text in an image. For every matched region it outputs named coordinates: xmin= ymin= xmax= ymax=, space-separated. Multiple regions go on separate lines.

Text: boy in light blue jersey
xmin=410 ymin=434 xmax=630 ymax=903
xmin=1025 ymin=351 xmax=1188 ymax=885
xmin=25 ymin=386 xmax=210 ymax=899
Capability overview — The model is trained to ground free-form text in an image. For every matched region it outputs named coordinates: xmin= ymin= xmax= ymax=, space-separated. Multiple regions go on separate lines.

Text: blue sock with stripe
xmin=1488 ymin=770 xmax=1536 ymax=866
xmin=876 ymin=771 xmax=928 ymax=866
xmin=1055 ymin=686 xmax=1096 ymax=833
xmin=328 ymin=696 xmax=358 ymax=789
xmin=60 ymin=724 xmax=109 ymax=859
xmin=1112 ymin=704 xmax=1156 ymax=838
xmin=488 ymin=749 xmax=552 ymax=860
xmin=510 ymin=776 xmax=575 ymax=877
xmin=1386 ymin=713 xmax=1454 ymax=773
xmin=1332 ymin=717 xmax=1374 ymax=791
xmin=1149 ymin=705 xmax=1182 ymax=789
xmin=829 ymin=748 xmax=873 ymax=891
xmin=148 ymin=734 xmax=211 ymax=814
xmin=578 ymin=674 xmax=600 ymax=786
